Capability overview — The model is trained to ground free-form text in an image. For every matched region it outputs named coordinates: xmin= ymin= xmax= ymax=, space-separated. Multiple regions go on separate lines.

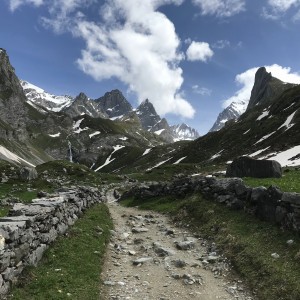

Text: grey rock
xmin=19 ymin=167 xmax=38 ymax=181
xmin=132 ymin=227 xmax=149 ymax=233
xmin=153 ymin=242 xmax=175 ymax=257
xmin=226 ymin=156 xmax=282 ymax=178
xmin=132 ymin=257 xmax=153 ymax=265
xmin=175 ymin=240 xmax=195 ymax=250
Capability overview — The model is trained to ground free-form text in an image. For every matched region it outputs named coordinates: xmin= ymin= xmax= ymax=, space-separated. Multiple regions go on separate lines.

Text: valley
xmin=0 ymin=47 xmax=300 ymax=300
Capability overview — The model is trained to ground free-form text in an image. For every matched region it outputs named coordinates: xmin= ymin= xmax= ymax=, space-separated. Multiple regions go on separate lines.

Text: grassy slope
xmin=243 ymin=168 xmax=300 ymax=193
xmin=171 ymin=85 xmax=300 ymax=166
xmin=121 ymin=193 xmax=300 ymax=300
xmin=10 ymin=203 xmax=113 ymax=300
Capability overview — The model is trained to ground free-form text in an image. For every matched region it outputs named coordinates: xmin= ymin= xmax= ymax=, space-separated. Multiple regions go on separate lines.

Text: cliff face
xmin=247 ymin=67 xmax=294 ymax=110
xmin=0 ymin=48 xmax=29 ymax=141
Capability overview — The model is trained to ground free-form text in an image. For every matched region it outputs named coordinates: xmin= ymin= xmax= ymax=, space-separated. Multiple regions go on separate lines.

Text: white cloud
xmin=192 ymin=0 xmax=246 ymax=17
xmin=223 ymin=64 xmax=300 ymax=108
xmin=212 ymin=40 xmax=230 ymax=49
xmin=8 ymin=0 xmax=195 ymax=118
xmin=267 ymin=0 xmax=300 ymax=12
xmin=75 ymin=0 xmax=195 ymax=118
xmin=8 ymin=0 xmax=43 ymax=11
xmin=263 ymin=0 xmax=300 ymax=20
xmin=186 ymin=41 xmax=214 ymax=62
xmin=192 ymin=85 xmax=212 ymax=96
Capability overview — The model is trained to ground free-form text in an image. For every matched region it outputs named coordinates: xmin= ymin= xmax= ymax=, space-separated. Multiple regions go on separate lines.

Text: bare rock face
xmin=63 ymin=92 xmax=108 ymax=118
xmin=226 ymin=156 xmax=282 ymax=178
xmin=0 ymin=48 xmax=29 ymax=140
xmin=95 ymin=89 xmax=133 ymax=118
xmin=247 ymin=67 xmax=293 ymax=110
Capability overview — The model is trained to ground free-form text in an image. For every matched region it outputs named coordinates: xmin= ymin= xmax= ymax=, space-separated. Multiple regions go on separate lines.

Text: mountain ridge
xmin=21 ymin=80 xmax=200 ymax=143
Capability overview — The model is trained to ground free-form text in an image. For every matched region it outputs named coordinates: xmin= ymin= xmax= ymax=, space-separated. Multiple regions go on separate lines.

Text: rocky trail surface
xmin=101 ymin=191 xmax=255 ymax=300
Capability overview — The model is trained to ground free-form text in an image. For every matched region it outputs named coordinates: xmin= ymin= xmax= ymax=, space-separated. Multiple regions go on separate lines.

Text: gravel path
xmin=101 ymin=192 xmax=254 ymax=300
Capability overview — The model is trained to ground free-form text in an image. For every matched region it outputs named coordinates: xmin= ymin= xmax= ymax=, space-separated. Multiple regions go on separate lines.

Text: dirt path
xmin=101 ymin=191 xmax=254 ymax=300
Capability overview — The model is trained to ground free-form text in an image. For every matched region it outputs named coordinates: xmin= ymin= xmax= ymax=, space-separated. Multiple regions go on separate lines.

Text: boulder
xmin=19 ymin=167 xmax=38 ymax=181
xmin=226 ymin=156 xmax=282 ymax=178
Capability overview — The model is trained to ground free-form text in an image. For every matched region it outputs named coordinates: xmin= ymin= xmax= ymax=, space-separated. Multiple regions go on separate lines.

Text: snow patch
xmin=142 ymin=148 xmax=152 ymax=156
xmin=243 ymin=129 xmax=250 ymax=135
xmin=256 ymin=109 xmax=269 ymax=121
xmin=0 ymin=146 xmax=35 ymax=167
xmin=119 ymin=137 xmax=128 ymax=141
xmin=95 ymin=145 xmax=125 ymax=171
xmin=173 ymin=156 xmax=187 ymax=165
xmin=73 ymin=118 xmax=84 ymax=130
xmin=278 ymin=111 xmax=297 ymax=131
xmin=154 ymin=129 xmax=165 ymax=135
xmin=249 ymin=147 xmax=270 ymax=157
xmin=147 ymin=157 xmax=173 ymax=171
xmin=254 ymin=132 xmax=276 ymax=145
xmin=110 ymin=115 xmax=124 ymax=121
xmin=210 ymin=150 xmax=223 ymax=160
xmin=48 ymin=133 xmax=61 ymax=138
xmin=266 ymin=145 xmax=300 ymax=167
xmin=89 ymin=131 xmax=101 ymax=138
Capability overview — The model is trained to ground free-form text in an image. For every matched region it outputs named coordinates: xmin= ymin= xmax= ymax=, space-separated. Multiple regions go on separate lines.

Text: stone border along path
xmin=101 ymin=190 xmax=255 ymax=300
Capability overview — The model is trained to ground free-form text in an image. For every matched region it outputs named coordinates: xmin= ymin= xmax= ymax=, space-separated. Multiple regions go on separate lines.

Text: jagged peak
xmin=75 ymin=92 xmax=88 ymax=100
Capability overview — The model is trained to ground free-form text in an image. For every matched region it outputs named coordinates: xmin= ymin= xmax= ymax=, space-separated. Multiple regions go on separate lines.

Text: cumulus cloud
xmin=8 ymin=0 xmax=44 ymax=11
xmin=186 ymin=41 xmax=214 ymax=62
xmin=8 ymin=0 xmax=195 ymax=118
xmin=263 ymin=0 xmax=300 ymax=20
xmin=192 ymin=0 xmax=246 ymax=17
xmin=223 ymin=64 xmax=300 ymax=108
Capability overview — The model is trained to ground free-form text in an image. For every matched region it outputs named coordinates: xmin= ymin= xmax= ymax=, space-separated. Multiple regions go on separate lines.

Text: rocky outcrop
xmin=121 ymin=175 xmax=300 ymax=232
xmin=0 ymin=48 xmax=29 ymax=141
xmin=209 ymin=100 xmax=247 ymax=132
xmin=247 ymin=67 xmax=293 ymax=110
xmin=95 ymin=89 xmax=132 ymax=118
xmin=171 ymin=123 xmax=200 ymax=141
xmin=64 ymin=92 xmax=107 ymax=118
xmin=136 ymin=99 xmax=162 ymax=131
xmin=20 ymin=80 xmax=73 ymax=112
xmin=0 ymin=186 xmax=104 ymax=297
xmin=226 ymin=156 xmax=282 ymax=178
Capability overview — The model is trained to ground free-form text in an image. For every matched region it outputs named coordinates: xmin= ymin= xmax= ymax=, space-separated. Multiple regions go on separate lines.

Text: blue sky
xmin=1 ymin=0 xmax=300 ymax=134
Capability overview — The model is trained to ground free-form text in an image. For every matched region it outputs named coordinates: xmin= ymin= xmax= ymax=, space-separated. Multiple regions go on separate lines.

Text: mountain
xmin=171 ymin=123 xmax=200 ymax=141
xmin=95 ymin=89 xmax=133 ymax=119
xmin=135 ymin=99 xmax=175 ymax=143
xmin=209 ymin=100 xmax=248 ymax=132
xmin=20 ymin=80 xmax=73 ymax=112
xmin=210 ymin=67 xmax=296 ymax=132
xmin=169 ymin=67 xmax=300 ymax=168
xmin=63 ymin=92 xmax=107 ymax=118
xmin=246 ymin=67 xmax=293 ymax=110
xmin=21 ymin=80 xmax=200 ymax=143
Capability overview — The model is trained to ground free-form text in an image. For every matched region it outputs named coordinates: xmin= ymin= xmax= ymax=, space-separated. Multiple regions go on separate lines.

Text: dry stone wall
xmin=0 ymin=186 xmax=105 ymax=298
xmin=121 ymin=175 xmax=300 ymax=233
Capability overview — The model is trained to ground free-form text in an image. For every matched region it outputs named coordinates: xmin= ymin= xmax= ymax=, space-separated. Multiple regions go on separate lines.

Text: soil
xmin=100 ymin=191 xmax=255 ymax=300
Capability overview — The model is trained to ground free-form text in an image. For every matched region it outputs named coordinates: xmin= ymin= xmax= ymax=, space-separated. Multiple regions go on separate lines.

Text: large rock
xmin=19 ymin=167 xmax=38 ymax=181
xmin=226 ymin=156 xmax=282 ymax=178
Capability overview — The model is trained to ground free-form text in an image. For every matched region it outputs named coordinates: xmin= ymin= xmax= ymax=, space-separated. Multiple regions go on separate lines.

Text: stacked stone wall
xmin=121 ymin=176 xmax=300 ymax=232
xmin=0 ymin=186 xmax=104 ymax=297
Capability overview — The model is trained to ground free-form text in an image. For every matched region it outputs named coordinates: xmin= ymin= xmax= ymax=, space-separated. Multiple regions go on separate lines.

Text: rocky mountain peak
xmin=171 ymin=123 xmax=200 ymax=141
xmin=95 ymin=89 xmax=132 ymax=118
xmin=136 ymin=99 xmax=161 ymax=130
xmin=247 ymin=67 xmax=283 ymax=110
xmin=77 ymin=92 xmax=88 ymax=101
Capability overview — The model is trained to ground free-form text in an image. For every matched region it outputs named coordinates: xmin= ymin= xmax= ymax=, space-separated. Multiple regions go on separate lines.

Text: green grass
xmin=121 ymin=193 xmax=300 ymax=300
xmin=243 ymin=168 xmax=300 ymax=192
xmin=10 ymin=203 xmax=113 ymax=300
xmin=127 ymin=163 xmax=201 ymax=182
